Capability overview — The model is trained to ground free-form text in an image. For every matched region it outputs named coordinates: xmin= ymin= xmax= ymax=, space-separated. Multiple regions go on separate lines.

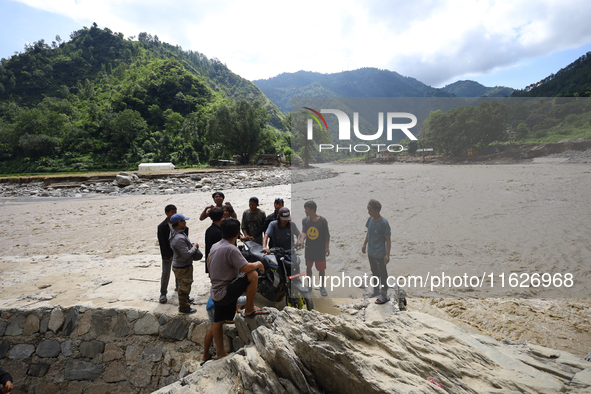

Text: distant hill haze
xmin=253 ymin=68 xmax=455 ymax=113
xmin=253 ymin=68 xmax=513 ymax=113
xmin=441 ymin=80 xmax=514 ymax=98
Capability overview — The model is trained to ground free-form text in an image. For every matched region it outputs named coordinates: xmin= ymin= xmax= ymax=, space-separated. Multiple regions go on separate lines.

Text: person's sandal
xmin=375 ymin=296 xmax=390 ymax=305
xmin=159 ymin=294 xmax=167 ymax=304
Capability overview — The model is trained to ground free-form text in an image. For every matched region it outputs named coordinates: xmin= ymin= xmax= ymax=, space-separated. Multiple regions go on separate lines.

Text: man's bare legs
xmin=202 ymin=327 xmax=214 ymax=361
xmin=212 ymin=321 xmax=227 ymax=359
xmin=213 ymin=270 xmax=259 ymax=359
xmin=242 ymin=270 xmax=259 ymax=315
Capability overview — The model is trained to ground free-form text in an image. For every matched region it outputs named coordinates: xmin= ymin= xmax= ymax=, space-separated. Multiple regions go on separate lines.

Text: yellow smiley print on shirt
xmin=307 ymin=226 xmax=319 ymax=240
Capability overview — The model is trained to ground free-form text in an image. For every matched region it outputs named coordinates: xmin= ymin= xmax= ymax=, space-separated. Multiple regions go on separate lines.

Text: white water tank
xmin=138 ymin=163 xmax=175 ymax=171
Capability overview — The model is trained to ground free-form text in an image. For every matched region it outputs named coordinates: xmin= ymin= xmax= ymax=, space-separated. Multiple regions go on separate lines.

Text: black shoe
xmin=178 ymin=308 xmax=197 ymax=314
xmin=189 ymin=297 xmax=195 ymax=303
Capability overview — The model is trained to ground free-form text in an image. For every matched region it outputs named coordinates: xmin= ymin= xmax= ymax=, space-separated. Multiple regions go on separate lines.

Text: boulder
xmin=115 ymin=174 xmax=133 ymax=186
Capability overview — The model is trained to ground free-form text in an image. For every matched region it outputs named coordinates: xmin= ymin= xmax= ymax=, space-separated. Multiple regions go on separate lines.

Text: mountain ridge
xmin=253 ymin=68 xmax=518 ymax=113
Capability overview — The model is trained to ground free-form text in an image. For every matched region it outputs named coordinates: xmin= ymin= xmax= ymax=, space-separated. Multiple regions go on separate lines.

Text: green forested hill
xmin=253 ymin=68 xmax=455 ymax=113
xmin=512 ymin=51 xmax=591 ymax=97
xmin=0 ymin=25 xmax=284 ymax=173
xmin=441 ymin=80 xmax=514 ymax=97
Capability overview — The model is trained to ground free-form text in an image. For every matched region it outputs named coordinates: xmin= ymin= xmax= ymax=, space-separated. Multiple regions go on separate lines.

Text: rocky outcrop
xmin=155 ymin=306 xmax=591 ymax=394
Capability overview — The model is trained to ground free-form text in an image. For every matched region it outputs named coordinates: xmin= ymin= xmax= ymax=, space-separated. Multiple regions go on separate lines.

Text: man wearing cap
xmin=240 ymin=197 xmax=266 ymax=245
xmin=254 ymin=198 xmax=284 ymax=247
xmin=169 ymin=213 xmax=203 ymax=313
xmin=262 ymin=207 xmax=300 ymax=254
xmin=157 ymin=204 xmax=188 ymax=304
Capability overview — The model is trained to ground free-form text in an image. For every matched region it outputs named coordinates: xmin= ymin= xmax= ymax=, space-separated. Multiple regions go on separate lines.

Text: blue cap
xmin=170 ymin=213 xmax=190 ymax=225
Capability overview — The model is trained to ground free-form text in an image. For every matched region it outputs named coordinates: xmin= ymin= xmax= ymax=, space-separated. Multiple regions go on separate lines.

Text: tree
xmin=206 ymin=100 xmax=269 ymax=164
xmin=287 ymin=110 xmax=331 ymax=166
xmin=471 ymin=101 xmax=509 ymax=149
xmin=424 ymin=101 xmax=509 ymax=156
xmin=408 ymin=140 xmax=418 ymax=156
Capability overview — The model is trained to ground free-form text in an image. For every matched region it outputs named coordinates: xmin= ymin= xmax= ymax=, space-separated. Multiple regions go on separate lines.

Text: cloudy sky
xmin=1 ymin=0 xmax=591 ymax=89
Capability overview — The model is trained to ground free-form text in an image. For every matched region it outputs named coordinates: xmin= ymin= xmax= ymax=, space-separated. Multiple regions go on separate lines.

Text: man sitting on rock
xmin=208 ymin=218 xmax=268 ymax=359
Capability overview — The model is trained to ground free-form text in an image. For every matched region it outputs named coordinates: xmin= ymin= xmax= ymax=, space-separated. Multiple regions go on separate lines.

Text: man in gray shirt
xmin=361 ymin=199 xmax=391 ymax=305
xmin=170 ymin=214 xmax=202 ymax=314
xmin=208 ymin=218 xmax=268 ymax=359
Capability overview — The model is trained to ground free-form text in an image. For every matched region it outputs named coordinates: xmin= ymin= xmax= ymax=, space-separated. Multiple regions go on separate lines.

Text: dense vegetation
xmin=425 ymin=52 xmax=591 ymax=155
xmin=0 ymin=25 xmax=285 ymax=174
xmin=253 ymin=68 xmax=455 ymax=114
xmin=512 ymin=51 xmax=591 ymax=98
xmin=423 ymin=101 xmax=510 ymax=156
xmin=441 ymin=80 xmax=514 ymax=97
xmin=422 ymin=98 xmax=591 ymax=156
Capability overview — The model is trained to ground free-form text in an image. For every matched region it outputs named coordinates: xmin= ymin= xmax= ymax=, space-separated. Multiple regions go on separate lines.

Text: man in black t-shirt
xmin=204 ymin=208 xmax=223 ymax=274
xmin=298 ymin=201 xmax=330 ymax=296
xmin=254 ymin=198 xmax=284 ymax=247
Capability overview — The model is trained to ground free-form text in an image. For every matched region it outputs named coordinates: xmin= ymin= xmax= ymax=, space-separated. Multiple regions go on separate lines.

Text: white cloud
xmin=9 ymin=0 xmax=591 ymax=86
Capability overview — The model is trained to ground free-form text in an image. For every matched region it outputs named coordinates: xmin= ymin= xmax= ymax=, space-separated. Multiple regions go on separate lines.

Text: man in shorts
xmin=201 ymin=295 xmax=245 ymax=365
xmin=299 ymin=201 xmax=330 ymax=296
xmin=361 ymin=199 xmax=392 ymax=305
xmin=208 ymin=218 xmax=268 ymax=359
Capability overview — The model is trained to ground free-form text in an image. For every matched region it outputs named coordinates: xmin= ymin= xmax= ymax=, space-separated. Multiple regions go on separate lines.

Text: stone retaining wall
xmin=0 ymin=306 xmax=239 ymax=393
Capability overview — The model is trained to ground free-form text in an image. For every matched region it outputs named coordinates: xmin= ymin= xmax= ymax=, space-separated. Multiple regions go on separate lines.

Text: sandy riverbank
xmin=1 ymin=163 xmax=590 ymax=357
